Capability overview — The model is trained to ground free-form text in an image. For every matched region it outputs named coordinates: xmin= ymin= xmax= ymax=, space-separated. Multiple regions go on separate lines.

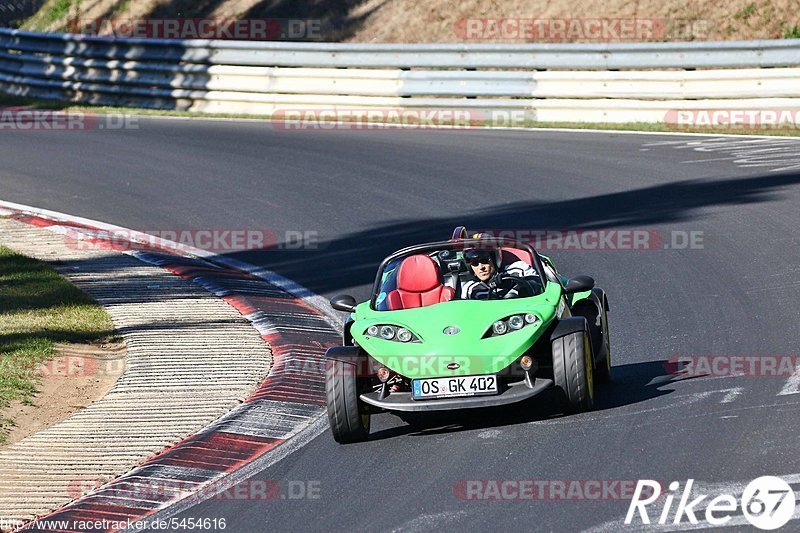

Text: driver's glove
xmin=487 ymin=272 xmax=503 ymax=291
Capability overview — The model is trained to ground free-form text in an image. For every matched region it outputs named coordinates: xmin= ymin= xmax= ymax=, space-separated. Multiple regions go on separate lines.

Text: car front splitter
xmin=359 ymin=378 xmax=554 ymax=412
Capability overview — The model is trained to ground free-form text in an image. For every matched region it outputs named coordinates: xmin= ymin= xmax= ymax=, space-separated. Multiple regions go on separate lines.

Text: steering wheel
xmin=485 ymin=275 xmax=538 ymax=300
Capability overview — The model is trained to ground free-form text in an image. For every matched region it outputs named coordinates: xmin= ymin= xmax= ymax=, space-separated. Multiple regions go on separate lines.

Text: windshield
xmin=374 ymin=246 xmax=546 ymax=311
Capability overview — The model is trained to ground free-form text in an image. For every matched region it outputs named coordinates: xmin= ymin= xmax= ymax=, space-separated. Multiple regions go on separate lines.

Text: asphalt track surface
xmin=2 ymin=120 xmax=800 ymax=532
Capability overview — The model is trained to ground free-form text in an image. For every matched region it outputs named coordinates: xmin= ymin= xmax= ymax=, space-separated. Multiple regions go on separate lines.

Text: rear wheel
xmin=552 ymin=324 xmax=595 ymax=412
xmin=326 ymin=358 xmax=371 ymax=443
xmin=595 ymin=300 xmax=612 ymax=384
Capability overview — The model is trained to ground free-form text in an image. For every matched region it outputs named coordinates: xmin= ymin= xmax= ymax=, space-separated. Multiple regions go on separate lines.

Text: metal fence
xmin=0 ymin=2 xmax=41 ymax=30
xmin=1 ymin=27 xmax=799 ymax=123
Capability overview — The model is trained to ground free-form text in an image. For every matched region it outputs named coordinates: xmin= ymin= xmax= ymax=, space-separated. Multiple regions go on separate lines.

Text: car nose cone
xmin=443 ymin=326 xmax=460 ymax=335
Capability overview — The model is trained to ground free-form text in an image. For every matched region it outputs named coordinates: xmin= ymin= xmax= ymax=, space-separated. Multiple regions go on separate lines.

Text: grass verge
xmin=0 ymin=244 xmax=117 ymax=443
xmin=2 ymin=92 xmax=800 ymax=138
xmin=22 ymin=0 xmax=76 ymax=32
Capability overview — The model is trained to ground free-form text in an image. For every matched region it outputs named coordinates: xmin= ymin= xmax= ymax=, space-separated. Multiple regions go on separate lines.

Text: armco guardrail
xmin=1 ymin=27 xmax=799 ymax=123
xmin=2 ymin=29 xmax=800 ymax=69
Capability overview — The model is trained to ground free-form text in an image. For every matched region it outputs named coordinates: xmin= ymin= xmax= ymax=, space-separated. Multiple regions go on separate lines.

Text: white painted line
xmin=69 ymin=112 xmax=800 ymax=140
xmin=389 ymin=510 xmax=470 ymax=532
xmin=644 ymin=137 xmax=798 ymax=148
xmin=643 ymin=136 xmax=800 ymax=172
xmin=679 ymin=157 xmax=745 ymax=164
xmin=778 ymin=360 xmax=800 ymax=396
xmin=720 ymin=387 xmax=744 ymax=404
xmin=685 ymin=388 xmax=744 ymax=405
xmin=645 ymin=375 xmax=675 ymax=386
xmin=535 ymin=387 xmax=739 ymax=427
xmin=0 ymin=217 xmax=272 ymax=523
xmin=588 ymin=501 xmax=800 ymax=532
xmin=129 ymin=414 xmax=330 ymax=530
xmin=2 ymin=201 xmax=338 ymax=525
xmin=0 ymin=199 xmax=344 ymax=328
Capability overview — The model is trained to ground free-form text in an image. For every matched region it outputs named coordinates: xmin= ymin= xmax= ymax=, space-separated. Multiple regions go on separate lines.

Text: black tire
xmin=595 ymin=300 xmax=612 ymax=384
xmin=552 ymin=323 xmax=595 ymax=413
xmin=325 ymin=358 xmax=371 ymax=444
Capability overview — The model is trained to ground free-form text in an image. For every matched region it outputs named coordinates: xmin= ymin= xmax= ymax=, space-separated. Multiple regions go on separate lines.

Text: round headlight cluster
xmin=492 ymin=320 xmax=508 ymax=335
xmin=396 ymin=328 xmax=413 ymax=342
xmin=364 ymin=324 xmax=419 ymax=343
xmin=380 ymin=325 xmax=396 ymax=340
xmin=489 ymin=314 xmax=540 ymax=337
xmin=508 ymin=315 xmax=525 ymax=330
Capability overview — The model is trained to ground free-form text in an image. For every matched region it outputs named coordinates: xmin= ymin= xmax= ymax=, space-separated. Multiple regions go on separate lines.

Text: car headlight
xmin=396 ymin=328 xmax=413 ymax=342
xmin=508 ymin=315 xmax=525 ymax=330
xmin=364 ymin=324 xmax=421 ymax=343
xmin=380 ymin=325 xmax=396 ymax=339
xmin=492 ymin=320 xmax=508 ymax=335
xmin=485 ymin=314 xmax=541 ymax=338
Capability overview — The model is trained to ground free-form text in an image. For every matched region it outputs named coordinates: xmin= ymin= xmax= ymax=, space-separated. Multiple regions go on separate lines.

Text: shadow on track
xmin=228 ymin=170 xmax=800 ymax=297
xmin=366 ymin=360 xmax=677 ymax=441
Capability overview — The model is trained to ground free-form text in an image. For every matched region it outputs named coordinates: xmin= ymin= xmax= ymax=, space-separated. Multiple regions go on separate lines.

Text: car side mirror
xmin=330 ymin=294 xmax=357 ymax=313
xmin=563 ymin=276 xmax=595 ymax=295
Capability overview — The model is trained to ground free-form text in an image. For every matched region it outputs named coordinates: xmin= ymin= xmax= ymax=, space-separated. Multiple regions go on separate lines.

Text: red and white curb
xmin=0 ymin=201 xmax=342 ymax=532
xmin=0 ymin=218 xmax=271 ymax=526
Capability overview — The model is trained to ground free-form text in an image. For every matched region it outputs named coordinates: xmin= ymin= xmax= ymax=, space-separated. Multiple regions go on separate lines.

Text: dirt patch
xmin=0 ymin=341 xmax=125 ymax=448
xmin=27 ymin=0 xmax=800 ymax=42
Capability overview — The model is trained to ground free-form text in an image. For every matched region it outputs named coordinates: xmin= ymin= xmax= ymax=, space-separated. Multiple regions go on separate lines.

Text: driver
xmin=461 ymin=248 xmax=538 ymax=300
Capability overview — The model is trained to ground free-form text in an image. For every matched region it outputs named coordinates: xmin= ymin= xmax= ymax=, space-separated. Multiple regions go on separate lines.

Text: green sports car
xmin=324 ymin=227 xmax=611 ymax=443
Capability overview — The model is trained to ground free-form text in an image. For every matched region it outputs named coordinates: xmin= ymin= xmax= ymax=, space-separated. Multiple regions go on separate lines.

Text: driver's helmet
xmin=463 ymin=233 xmax=502 ymax=269
xmin=463 ymin=232 xmax=502 ymax=269
xmin=463 ymin=247 xmax=500 ymax=270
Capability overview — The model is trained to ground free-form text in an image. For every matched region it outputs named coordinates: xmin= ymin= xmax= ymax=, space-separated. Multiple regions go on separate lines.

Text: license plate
xmin=411 ymin=374 xmax=498 ymax=400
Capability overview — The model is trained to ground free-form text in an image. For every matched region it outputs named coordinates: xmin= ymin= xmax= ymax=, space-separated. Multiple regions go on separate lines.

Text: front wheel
xmin=325 ymin=358 xmax=371 ymax=443
xmin=552 ymin=324 xmax=595 ymax=413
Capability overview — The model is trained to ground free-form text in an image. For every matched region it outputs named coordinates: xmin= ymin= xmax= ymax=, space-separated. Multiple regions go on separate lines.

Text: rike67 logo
xmin=626 ymin=477 xmax=796 ymax=530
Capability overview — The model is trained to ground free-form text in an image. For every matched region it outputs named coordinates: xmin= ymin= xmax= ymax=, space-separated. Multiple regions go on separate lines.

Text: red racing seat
xmin=387 ymin=255 xmax=455 ymax=310
xmin=500 ymin=247 xmax=534 ymax=267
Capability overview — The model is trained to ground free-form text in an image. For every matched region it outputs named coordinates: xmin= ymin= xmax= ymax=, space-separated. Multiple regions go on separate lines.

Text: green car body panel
xmin=351 ymin=281 xmax=570 ymax=379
